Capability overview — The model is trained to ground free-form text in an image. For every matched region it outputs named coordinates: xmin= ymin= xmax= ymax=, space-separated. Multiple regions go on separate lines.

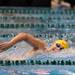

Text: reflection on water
xmin=0 ymin=65 xmax=75 ymax=75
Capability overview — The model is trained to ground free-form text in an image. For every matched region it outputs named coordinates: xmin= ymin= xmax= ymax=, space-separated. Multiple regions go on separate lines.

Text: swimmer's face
xmin=51 ymin=42 xmax=64 ymax=51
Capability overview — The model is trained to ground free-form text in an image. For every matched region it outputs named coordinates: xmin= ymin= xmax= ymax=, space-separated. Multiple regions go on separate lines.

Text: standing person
xmin=51 ymin=0 xmax=71 ymax=8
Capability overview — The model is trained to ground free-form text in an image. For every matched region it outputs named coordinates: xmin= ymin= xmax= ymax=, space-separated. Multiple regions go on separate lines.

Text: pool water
xmin=0 ymin=7 xmax=75 ymax=75
xmin=0 ymin=36 xmax=75 ymax=75
xmin=0 ymin=65 xmax=75 ymax=75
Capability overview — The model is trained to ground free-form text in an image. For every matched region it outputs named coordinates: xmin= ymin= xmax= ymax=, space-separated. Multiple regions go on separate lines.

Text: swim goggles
xmin=56 ymin=43 xmax=64 ymax=50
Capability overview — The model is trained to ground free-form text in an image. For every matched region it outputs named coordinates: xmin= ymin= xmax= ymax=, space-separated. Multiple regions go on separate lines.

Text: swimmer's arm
xmin=45 ymin=47 xmax=54 ymax=52
xmin=45 ymin=46 xmax=59 ymax=53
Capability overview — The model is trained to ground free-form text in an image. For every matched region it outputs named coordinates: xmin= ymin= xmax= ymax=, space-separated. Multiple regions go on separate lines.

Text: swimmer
xmin=0 ymin=32 xmax=69 ymax=59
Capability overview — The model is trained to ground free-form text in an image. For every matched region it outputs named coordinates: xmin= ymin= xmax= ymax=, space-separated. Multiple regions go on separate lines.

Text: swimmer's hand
xmin=0 ymin=42 xmax=12 ymax=52
xmin=45 ymin=47 xmax=60 ymax=53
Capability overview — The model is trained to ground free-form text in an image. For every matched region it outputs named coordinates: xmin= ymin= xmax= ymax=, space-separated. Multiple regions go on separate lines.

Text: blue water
xmin=0 ymin=65 xmax=75 ymax=75
xmin=0 ymin=7 xmax=75 ymax=74
xmin=0 ymin=37 xmax=75 ymax=75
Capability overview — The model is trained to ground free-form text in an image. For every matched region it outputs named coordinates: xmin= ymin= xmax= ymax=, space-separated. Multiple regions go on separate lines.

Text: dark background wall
xmin=64 ymin=0 xmax=75 ymax=8
xmin=0 ymin=0 xmax=74 ymax=7
xmin=0 ymin=0 xmax=50 ymax=7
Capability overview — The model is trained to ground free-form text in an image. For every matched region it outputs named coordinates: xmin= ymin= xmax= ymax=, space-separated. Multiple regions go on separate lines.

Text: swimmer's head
xmin=54 ymin=39 xmax=69 ymax=49
xmin=47 ymin=39 xmax=69 ymax=52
